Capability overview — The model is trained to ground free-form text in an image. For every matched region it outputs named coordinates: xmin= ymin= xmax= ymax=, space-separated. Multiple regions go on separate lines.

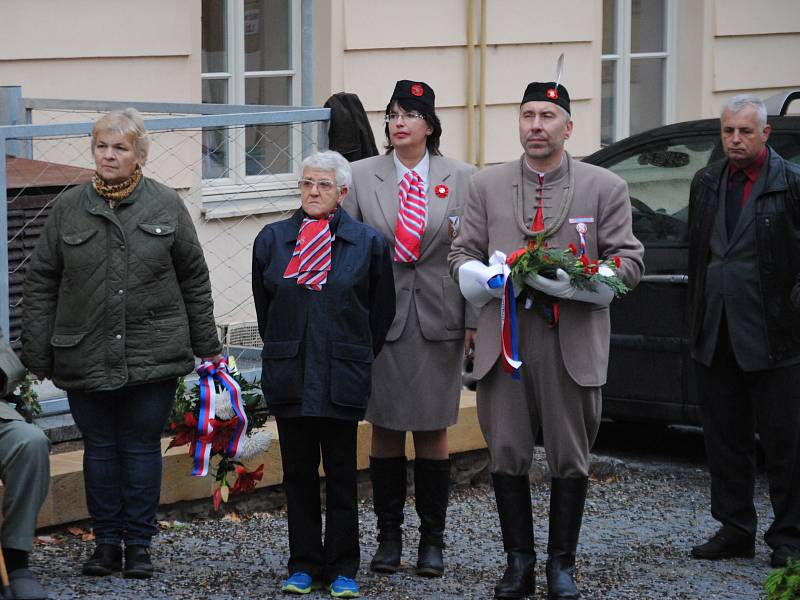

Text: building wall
xmin=705 ymin=0 xmax=800 ymax=114
xmin=0 ymin=0 xmax=201 ymax=102
xmin=3 ymin=0 xmax=800 ymax=328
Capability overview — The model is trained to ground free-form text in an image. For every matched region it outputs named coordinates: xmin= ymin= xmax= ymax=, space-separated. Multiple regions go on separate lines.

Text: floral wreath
xmin=168 ymin=356 xmax=271 ymax=509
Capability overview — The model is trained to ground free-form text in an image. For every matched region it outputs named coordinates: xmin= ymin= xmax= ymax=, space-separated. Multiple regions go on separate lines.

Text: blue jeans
xmin=68 ymin=380 xmax=176 ymax=547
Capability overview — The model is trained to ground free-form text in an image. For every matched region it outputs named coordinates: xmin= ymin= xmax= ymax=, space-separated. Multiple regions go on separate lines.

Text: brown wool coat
xmin=448 ymin=153 xmax=645 ymax=387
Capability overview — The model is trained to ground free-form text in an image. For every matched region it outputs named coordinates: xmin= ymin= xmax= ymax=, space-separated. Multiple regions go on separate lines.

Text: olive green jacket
xmin=22 ymin=178 xmax=221 ymax=392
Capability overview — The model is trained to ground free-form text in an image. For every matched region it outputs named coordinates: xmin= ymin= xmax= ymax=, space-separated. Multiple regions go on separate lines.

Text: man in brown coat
xmin=449 ymin=82 xmax=644 ymax=599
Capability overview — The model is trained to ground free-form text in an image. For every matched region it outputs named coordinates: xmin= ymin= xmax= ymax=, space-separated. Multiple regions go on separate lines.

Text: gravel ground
xmin=31 ymin=442 xmax=775 ymax=600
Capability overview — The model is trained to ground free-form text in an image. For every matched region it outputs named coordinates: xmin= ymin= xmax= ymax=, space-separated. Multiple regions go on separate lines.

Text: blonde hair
xmin=91 ymin=108 xmax=150 ymax=165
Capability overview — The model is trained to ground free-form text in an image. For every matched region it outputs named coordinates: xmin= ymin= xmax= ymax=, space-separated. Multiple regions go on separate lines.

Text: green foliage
xmin=508 ymin=234 xmax=631 ymax=299
xmin=14 ymin=371 xmax=42 ymax=423
xmin=765 ymin=558 xmax=800 ymax=600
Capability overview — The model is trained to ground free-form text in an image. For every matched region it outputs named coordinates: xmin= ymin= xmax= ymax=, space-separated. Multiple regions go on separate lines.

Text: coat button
xmin=115 ymin=334 xmax=122 ymax=340
xmin=118 ymin=289 xmax=124 ymax=295
xmin=155 ymin=228 xmax=162 ymax=234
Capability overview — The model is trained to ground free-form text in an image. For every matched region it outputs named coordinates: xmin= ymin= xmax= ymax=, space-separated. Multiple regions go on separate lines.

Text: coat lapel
xmin=420 ymin=156 xmax=451 ymax=256
xmin=373 ymin=155 xmax=398 ymax=239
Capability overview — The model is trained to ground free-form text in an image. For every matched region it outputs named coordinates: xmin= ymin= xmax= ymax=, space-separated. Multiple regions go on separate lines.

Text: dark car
xmin=582 ymin=91 xmax=800 ymax=426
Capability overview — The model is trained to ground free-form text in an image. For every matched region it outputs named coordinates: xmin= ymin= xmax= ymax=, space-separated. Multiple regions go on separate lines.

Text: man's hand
xmin=525 ymin=268 xmax=574 ymax=299
xmin=524 ymin=268 xmax=614 ymax=306
xmin=463 ymin=328 xmax=477 ymax=358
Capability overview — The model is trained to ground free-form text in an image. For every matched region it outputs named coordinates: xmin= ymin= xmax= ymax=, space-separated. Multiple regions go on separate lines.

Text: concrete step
xmin=2 ymin=391 xmax=484 ymax=530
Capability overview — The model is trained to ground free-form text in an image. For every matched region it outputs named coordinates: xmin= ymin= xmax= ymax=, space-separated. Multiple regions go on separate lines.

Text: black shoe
xmin=82 ymin=544 xmax=122 ymax=576
xmin=491 ymin=473 xmax=536 ymax=599
xmin=546 ymin=477 xmax=588 ymax=600
xmin=369 ymin=456 xmax=407 ymax=574
xmin=771 ymin=545 xmax=800 ymax=568
xmin=691 ymin=530 xmax=755 ymax=560
xmin=123 ymin=545 xmax=154 ymax=579
xmin=416 ymin=541 xmax=444 ymax=578
xmin=371 ymin=538 xmax=402 ymax=574
xmin=495 ymin=552 xmax=536 ymax=599
xmin=414 ymin=458 xmax=450 ymax=578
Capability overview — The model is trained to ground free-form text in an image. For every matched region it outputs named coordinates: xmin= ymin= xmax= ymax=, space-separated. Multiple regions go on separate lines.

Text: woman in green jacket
xmin=22 ymin=109 xmax=221 ymax=579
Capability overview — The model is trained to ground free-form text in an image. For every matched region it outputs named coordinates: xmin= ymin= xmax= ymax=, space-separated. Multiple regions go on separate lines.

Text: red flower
xmin=212 ymin=486 xmax=222 ymax=512
xmin=527 ymin=239 xmax=539 ymax=251
xmin=231 ymin=464 xmax=265 ymax=496
xmin=434 ymin=184 xmax=449 ymax=198
xmin=507 ymin=247 xmax=527 ymax=266
xmin=613 ymin=256 xmax=622 ymax=268
xmin=589 ymin=260 xmax=599 ymax=274
xmin=208 ymin=417 xmax=241 ymax=455
xmin=567 ymin=243 xmax=578 ymax=255
xmin=167 ymin=412 xmax=199 ymax=450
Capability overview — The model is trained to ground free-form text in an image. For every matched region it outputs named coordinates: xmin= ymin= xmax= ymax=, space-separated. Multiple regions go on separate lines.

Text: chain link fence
xmin=2 ymin=102 xmax=329 ymax=409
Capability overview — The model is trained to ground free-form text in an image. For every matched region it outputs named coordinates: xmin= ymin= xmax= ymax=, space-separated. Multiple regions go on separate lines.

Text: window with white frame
xmin=601 ymin=0 xmax=674 ymax=145
xmin=201 ymin=0 xmax=301 ymax=200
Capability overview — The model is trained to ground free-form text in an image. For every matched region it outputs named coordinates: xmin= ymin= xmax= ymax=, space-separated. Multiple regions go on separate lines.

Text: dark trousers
xmin=694 ymin=325 xmax=800 ymax=549
xmin=276 ymin=416 xmax=359 ymax=582
xmin=68 ymin=379 xmax=176 ymax=547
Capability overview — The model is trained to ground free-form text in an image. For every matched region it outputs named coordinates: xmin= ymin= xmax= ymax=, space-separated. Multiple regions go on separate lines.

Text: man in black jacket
xmin=688 ymin=94 xmax=800 ymax=568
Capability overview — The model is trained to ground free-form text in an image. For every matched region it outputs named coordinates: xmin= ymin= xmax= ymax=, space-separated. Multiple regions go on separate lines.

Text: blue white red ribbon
xmin=500 ymin=277 xmax=522 ymax=379
xmin=192 ymin=357 xmax=247 ymax=477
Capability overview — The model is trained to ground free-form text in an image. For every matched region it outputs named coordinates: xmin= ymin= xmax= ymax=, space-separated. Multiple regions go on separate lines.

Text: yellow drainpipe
xmin=477 ymin=0 xmax=486 ymax=169
xmin=466 ymin=0 xmax=475 ymax=165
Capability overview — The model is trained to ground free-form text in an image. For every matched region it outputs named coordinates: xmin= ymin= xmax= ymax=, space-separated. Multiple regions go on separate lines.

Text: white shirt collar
xmin=393 ymin=150 xmax=430 ymax=193
xmin=523 ymin=153 xmax=565 ymax=178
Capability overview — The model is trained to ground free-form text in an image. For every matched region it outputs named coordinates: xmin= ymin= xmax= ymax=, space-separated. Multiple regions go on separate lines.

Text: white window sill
xmin=201 ymin=183 xmax=301 ymax=220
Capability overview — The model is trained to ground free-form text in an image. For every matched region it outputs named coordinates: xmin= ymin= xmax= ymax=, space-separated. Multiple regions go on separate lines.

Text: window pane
xmin=202 ymin=79 xmax=229 ymax=179
xmin=202 ymin=0 xmax=227 ymax=73
xmin=245 ymin=77 xmax=292 ymax=175
xmin=631 ymin=0 xmax=665 ymax=53
xmin=602 ymin=135 xmax=719 ymax=242
xmin=602 ymin=0 xmax=617 ymax=54
xmin=244 ymin=0 xmax=292 ymax=72
xmin=601 ymin=61 xmax=617 ymax=145
xmin=629 ymin=58 xmax=665 ymax=136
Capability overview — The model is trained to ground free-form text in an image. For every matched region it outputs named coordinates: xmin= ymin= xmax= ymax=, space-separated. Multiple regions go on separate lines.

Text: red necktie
xmin=394 ymin=170 xmax=426 ymax=262
xmin=283 ymin=216 xmax=333 ymax=291
xmin=532 ymin=173 xmax=545 ymax=232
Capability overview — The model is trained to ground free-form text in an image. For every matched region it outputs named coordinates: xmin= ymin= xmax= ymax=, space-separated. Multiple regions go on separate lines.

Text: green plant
xmin=14 ymin=371 xmax=42 ymax=423
xmin=765 ymin=557 xmax=800 ymax=600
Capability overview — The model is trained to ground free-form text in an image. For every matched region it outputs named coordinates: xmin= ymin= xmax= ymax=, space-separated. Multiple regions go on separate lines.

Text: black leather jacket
xmin=688 ymin=148 xmax=800 ymax=363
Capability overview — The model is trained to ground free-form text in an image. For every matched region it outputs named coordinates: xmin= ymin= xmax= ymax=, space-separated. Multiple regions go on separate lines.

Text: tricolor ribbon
xmin=192 ymin=357 xmax=247 ymax=477
xmin=500 ymin=277 xmax=522 ymax=379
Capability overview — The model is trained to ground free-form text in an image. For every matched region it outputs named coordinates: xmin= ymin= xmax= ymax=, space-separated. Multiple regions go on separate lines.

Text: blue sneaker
xmin=328 ymin=576 xmax=360 ymax=598
xmin=282 ymin=571 xmax=320 ymax=594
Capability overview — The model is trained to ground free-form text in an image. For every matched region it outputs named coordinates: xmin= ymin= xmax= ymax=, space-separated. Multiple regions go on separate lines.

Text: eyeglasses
xmin=384 ymin=111 xmax=426 ymax=123
xmin=298 ymin=178 xmax=338 ymax=192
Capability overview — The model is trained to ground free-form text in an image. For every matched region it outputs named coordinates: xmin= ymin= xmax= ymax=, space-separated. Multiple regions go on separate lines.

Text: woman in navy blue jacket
xmin=252 ymin=150 xmax=395 ymax=598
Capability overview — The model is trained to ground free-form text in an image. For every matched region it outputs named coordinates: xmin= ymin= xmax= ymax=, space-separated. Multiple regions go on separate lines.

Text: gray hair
xmin=721 ymin=94 xmax=768 ymax=130
xmin=301 ymin=150 xmax=352 ymax=188
xmin=91 ymin=108 xmax=150 ymax=165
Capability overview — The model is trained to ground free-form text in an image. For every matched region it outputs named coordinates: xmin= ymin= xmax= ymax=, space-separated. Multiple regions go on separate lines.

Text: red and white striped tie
xmin=283 ymin=216 xmax=333 ymax=291
xmin=394 ymin=170 xmax=426 ymax=262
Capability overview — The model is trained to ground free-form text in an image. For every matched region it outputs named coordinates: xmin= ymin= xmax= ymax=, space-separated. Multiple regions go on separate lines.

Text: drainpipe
xmin=477 ymin=0 xmax=486 ymax=169
xmin=301 ymin=0 xmax=313 ymax=157
xmin=466 ymin=0 xmax=475 ymax=165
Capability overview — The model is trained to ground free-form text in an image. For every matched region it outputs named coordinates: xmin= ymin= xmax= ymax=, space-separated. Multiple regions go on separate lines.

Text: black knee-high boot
xmin=546 ymin=477 xmax=588 ymax=600
xmin=369 ymin=456 xmax=407 ymax=573
xmin=492 ymin=473 xmax=536 ymax=599
xmin=414 ymin=458 xmax=450 ymax=577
